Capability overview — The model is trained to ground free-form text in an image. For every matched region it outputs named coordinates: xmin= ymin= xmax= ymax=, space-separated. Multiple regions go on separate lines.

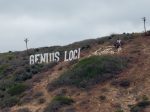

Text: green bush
xmin=15 ymin=72 xmax=32 ymax=82
xmin=7 ymin=83 xmax=27 ymax=96
xmin=119 ymin=79 xmax=130 ymax=88
xmin=43 ymin=96 xmax=74 ymax=112
xmin=81 ymin=45 xmax=91 ymax=50
xmin=14 ymin=64 xmax=42 ymax=81
xmin=0 ymin=90 xmax=4 ymax=98
xmin=0 ymin=53 xmax=15 ymax=61
xmin=48 ymin=55 xmax=128 ymax=90
xmin=115 ymin=109 xmax=124 ymax=112
xmin=130 ymin=101 xmax=150 ymax=112
xmin=0 ymin=64 xmax=9 ymax=75
xmin=97 ymin=37 xmax=109 ymax=44
xmin=17 ymin=108 xmax=31 ymax=112
xmin=15 ymin=62 xmax=57 ymax=81
xmin=53 ymin=96 xmax=74 ymax=105
xmin=0 ymin=78 xmax=14 ymax=91
xmin=0 ymin=96 xmax=19 ymax=107
xmin=142 ymin=95 xmax=149 ymax=101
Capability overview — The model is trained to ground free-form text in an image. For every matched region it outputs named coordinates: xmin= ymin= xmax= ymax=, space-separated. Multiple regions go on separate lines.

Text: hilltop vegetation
xmin=44 ymin=96 xmax=74 ymax=112
xmin=48 ymin=55 xmax=128 ymax=90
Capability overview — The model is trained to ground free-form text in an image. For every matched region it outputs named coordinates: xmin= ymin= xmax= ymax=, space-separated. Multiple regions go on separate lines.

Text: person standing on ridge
xmin=114 ymin=38 xmax=122 ymax=52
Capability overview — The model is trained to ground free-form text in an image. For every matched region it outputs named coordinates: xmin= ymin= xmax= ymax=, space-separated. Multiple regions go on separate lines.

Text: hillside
xmin=0 ymin=32 xmax=150 ymax=112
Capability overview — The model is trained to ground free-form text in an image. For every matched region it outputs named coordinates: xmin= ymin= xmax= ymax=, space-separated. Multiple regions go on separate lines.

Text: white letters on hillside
xmin=29 ymin=48 xmax=80 ymax=65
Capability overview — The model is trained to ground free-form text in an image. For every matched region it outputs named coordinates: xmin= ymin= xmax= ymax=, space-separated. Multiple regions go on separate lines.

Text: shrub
xmin=14 ymin=64 xmax=43 ymax=81
xmin=15 ymin=72 xmax=32 ymax=81
xmin=53 ymin=96 xmax=74 ymax=105
xmin=17 ymin=108 xmax=31 ymax=112
xmin=63 ymin=107 xmax=76 ymax=112
xmin=48 ymin=55 xmax=128 ymax=90
xmin=0 ymin=96 xmax=19 ymax=107
xmin=99 ymin=95 xmax=106 ymax=101
xmin=119 ymin=79 xmax=130 ymax=88
xmin=43 ymin=96 xmax=74 ymax=112
xmin=15 ymin=62 xmax=57 ymax=81
xmin=18 ymin=96 xmax=33 ymax=105
xmin=115 ymin=109 xmax=124 ymax=112
xmin=97 ymin=37 xmax=109 ymax=44
xmin=33 ymin=92 xmax=43 ymax=99
xmin=7 ymin=83 xmax=27 ymax=96
xmin=0 ymin=90 xmax=4 ymax=98
xmin=81 ymin=45 xmax=91 ymax=50
xmin=69 ymin=59 xmax=79 ymax=66
xmin=7 ymin=55 xmax=15 ymax=60
xmin=35 ymin=48 xmax=40 ymax=52
xmin=0 ymin=64 xmax=8 ymax=75
xmin=37 ymin=98 xmax=46 ymax=104
xmin=130 ymin=101 xmax=150 ymax=112
xmin=0 ymin=78 xmax=14 ymax=91
xmin=142 ymin=95 xmax=149 ymax=101
xmin=42 ymin=62 xmax=57 ymax=71
xmin=0 ymin=53 xmax=15 ymax=62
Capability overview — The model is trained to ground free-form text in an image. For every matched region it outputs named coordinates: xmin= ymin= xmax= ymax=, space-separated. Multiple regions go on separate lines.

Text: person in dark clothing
xmin=114 ymin=38 xmax=122 ymax=49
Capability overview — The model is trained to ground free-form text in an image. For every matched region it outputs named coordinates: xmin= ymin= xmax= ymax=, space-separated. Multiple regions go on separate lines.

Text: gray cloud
xmin=0 ymin=0 xmax=150 ymax=52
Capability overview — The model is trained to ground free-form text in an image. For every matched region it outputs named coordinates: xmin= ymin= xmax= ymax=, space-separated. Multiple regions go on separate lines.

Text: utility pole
xmin=24 ymin=38 xmax=29 ymax=54
xmin=142 ymin=17 xmax=147 ymax=34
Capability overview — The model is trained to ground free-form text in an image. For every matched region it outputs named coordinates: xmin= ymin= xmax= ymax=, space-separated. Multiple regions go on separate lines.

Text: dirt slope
xmin=10 ymin=36 xmax=150 ymax=112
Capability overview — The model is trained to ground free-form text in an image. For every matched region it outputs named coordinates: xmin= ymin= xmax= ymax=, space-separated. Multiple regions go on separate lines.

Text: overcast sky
xmin=0 ymin=0 xmax=150 ymax=52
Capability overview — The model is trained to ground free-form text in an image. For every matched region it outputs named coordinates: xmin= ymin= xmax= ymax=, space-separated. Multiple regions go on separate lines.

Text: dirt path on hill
xmin=11 ymin=62 xmax=68 ymax=112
